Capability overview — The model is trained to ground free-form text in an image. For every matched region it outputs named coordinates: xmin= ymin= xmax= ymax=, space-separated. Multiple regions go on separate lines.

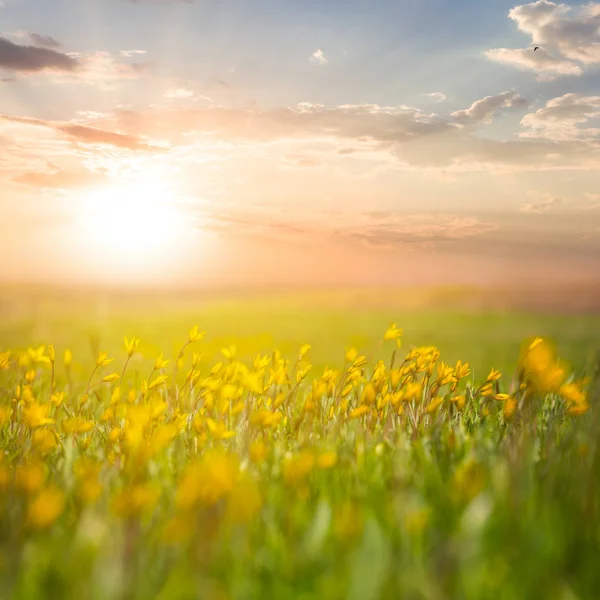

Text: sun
xmin=75 ymin=180 xmax=190 ymax=277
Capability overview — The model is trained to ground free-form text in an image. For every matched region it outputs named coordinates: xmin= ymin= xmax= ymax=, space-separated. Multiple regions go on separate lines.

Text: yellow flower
xmin=206 ymin=418 xmax=236 ymax=441
xmin=188 ymin=325 xmax=205 ymax=343
xmin=221 ymin=345 xmax=237 ymax=360
xmin=0 ymin=351 xmax=11 ymax=370
xmin=124 ymin=336 xmax=141 ymax=357
xmin=494 ymin=393 xmax=510 ymax=401
xmin=96 ymin=352 xmax=114 ymax=368
xmin=63 ymin=349 xmax=73 ymax=367
xmin=50 ymin=392 xmax=64 ymax=407
xmin=403 ymin=382 xmax=423 ymax=402
xmin=349 ymin=405 xmax=370 ymax=419
xmin=63 ymin=416 xmax=94 ymax=435
xmin=28 ymin=346 xmax=50 ymax=366
xmin=454 ymin=360 xmax=471 ymax=380
xmin=485 ymin=368 xmax=502 ymax=383
xmin=31 ymin=429 xmax=58 ymax=456
xmin=111 ymin=484 xmax=160 ymax=519
xmin=249 ymin=440 xmax=268 ymax=464
xmin=383 ymin=323 xmax=403 ymax=347
xmin=154 ymin=354 xmax=170 ymax=370
xmin=426 ymin=396 xmax=444 ymax=414
xmin=361 ymin=382 xmax=377 ymax=405
xmin=251 ymin=410 xmax=283 ymax=428
xmin=102 ymin=372 xmax=120 ymax=383
xmin=567 ymin=402 xmax=589 ymax=416
xmin=26 ymin=486 xmax=65 ymax=530
xmin=282 ymin=451 xmax=316 ymax=486
xmin=317 ymin=451 xmax=338 ymax=469
xmin=47 ymin=345 xmax=55 ymax=363
xmin=559 ymin=382 xmax=586 ymax=405
xmin=504 ymin=397 xmax=517 ymax=419
xmin=148 ymin=374 xmax=169 ymax=390
xmin=176 ymin=451 xmax=239 ymax=509
xmin=15 ymin=461 xmax=47 ymax=495
xmin=345 ymin=348 xmax=358 ymax=363
xmin=23 ymin=402 xmax=54 ymax=429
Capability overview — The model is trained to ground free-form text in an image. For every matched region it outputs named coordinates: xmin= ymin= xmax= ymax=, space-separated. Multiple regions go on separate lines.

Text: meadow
xmin=0 ymin=284 xmax=599 ymax=600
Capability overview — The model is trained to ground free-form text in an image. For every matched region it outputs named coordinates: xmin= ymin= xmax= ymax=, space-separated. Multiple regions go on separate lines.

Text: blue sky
xmin=0 ymin=0 xmax=599 ymax=286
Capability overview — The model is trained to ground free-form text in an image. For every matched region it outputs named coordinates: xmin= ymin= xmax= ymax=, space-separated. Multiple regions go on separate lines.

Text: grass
xmin=0 ymin=285 xmax=599 ymax=600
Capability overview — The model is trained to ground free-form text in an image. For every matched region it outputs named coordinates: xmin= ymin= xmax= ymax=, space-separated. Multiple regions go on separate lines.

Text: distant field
xmin=1 ymin=283 xmax=599 ymax=378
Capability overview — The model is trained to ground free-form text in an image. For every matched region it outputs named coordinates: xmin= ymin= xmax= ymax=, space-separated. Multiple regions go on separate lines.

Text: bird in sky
xmin=534 ymin=46 xmax=540 ymax=51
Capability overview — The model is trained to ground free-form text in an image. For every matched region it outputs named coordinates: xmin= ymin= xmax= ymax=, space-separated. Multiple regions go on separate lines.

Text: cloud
xmin=342 ymin=213 xmax=499 ymax=250
xmin=12 ymin=166 xmax=103 ymax=190
xmin=120 ymin=49 xmax=147 ymax=57
xmin=55 ymin=93 xmax=600 ymax=175
xmin=484 ymin=47 xmax=582 ymax=78
xmin=520 ymin=93 xmax=600 ymax=140
xmin=452 ymin=90 xmax=529 ymax=124
xmin=578 ymin=192 xmax=600 ymax=210
xmin=281 ymin=153 xmax=322 ymax=168
xmin=29 ymin=33 xmax=61 ymax=49
xmin=42 ymin=51 xmax=149 ymax=89
xmin=486 ymin=1 xmax=600 ymax=77
xmin=508 ymin=1 xmax=600 ymax=64
xmin=425 ymin=92 xmax=446 ymax=103
xmin=310 ymin=49 xmax=327 ymax=64
xmin=520 ymin=191 xmax=565 ymax=213
xmin=164 ymin=87 xmax=194 ymax=100
xmin=0 ymin=36 xmax=79 ymax=72
xmin=0 ymin=113 xmax=157 ymax=151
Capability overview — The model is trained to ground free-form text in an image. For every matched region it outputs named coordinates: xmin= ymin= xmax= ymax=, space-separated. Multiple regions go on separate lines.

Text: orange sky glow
xmin=1 ymin=0 xmax=599 ymax=288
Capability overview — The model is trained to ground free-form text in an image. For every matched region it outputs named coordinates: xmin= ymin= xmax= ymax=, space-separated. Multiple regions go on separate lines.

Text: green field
xmin=2 ymin=285 xmax=599 ymax=379
xmin=1 ymin=285 xmax=599 ymax=600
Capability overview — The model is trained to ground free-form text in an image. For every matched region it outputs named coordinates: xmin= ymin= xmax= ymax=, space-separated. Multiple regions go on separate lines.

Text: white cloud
xmin=485 ymin=47 xmax=582 ymax=78
xmin=520 ymin=93 xmax=600 ymax=140
xmin=486 ymin=1 xmax=600 ymax=77
xmin=120 ymin=50 xmax=147 ymax=57
xmin=164 ymin=87 xmax=194 ymax=100
xmin=310 ymin=49 xmax=327 ymax=64
xmin=452 ymin=90 xmax=529 ymax=124
xmin=425 ymin=92 xmax=447 ymax=103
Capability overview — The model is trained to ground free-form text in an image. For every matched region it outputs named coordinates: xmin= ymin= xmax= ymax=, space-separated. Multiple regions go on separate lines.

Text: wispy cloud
xmin=0 ymin=113 xmax=158 ymax=151
xmin=120 ymin=49 xmax=147 ymax=57
xmin=164 ymin=87 xmax=194 ymax=100
xmin=343 ymin=213 xmax=499 ymax=250
xmin=29 ymin=33 xmax=61 ymax=49
xmin=520 ymin=191 xmax=565 ymax=213
xmin=425 ymin=92 xmax=446 ymax=103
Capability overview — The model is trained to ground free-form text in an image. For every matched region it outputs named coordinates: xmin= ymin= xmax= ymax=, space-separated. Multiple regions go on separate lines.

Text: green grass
xmin=1 ymin=285 xmax=599 ymax=600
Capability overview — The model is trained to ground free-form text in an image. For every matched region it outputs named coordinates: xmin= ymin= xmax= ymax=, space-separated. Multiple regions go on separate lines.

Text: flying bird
xmin=534 ymin=46 xmax=540 ymax=51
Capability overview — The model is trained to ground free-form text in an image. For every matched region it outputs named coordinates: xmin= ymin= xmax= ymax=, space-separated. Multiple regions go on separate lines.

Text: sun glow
xmin=75 ymin=181 xmax=191 ymax=277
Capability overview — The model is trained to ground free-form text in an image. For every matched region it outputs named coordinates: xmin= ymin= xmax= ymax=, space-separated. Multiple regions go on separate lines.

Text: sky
xmin=1 ymin=0 xmax=600 ymax=288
